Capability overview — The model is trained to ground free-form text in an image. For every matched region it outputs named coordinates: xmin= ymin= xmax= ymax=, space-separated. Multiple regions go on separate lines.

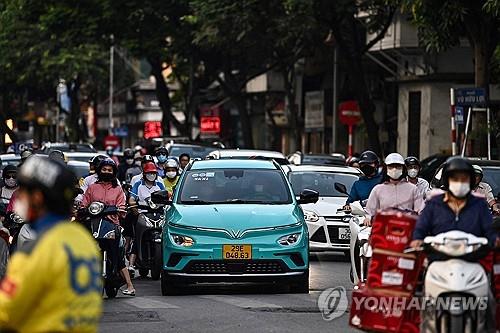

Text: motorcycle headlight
xmin=278 ymin=233 xmax=302 ymax=246
xmin=303 ymin=210 xmax=319 ymax=222
xmin=171 ymin=234 xmax=194 ymax=247
xmin=88 ymin=202 xmax=105 ymax=215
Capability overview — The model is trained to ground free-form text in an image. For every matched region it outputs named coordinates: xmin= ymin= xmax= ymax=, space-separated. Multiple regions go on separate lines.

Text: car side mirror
xmin=151 ymin=190 xmax=172 ymax=205
xmin=334 ymin=182 xmax=348 ymax=195
xmin=298 ymin=189 xmax=319 ymax=204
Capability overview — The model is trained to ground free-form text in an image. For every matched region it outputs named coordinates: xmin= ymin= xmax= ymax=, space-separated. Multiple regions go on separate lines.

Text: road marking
xmin=200 ymin=295 xmax=282 ymax=309
xmin=123 ymin=296 xmax=180 ymax=309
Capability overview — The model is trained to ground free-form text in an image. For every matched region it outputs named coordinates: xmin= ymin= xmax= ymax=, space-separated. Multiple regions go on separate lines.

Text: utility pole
xmin=109 ymin=34 xmax=114 ymax=135
xmin=332 ymin=47 xmax=338 ymax=153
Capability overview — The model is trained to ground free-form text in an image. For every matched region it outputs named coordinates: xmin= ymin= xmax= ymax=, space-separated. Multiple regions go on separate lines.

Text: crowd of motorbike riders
xmin=0 ymin=145 xmax=498 ymax=331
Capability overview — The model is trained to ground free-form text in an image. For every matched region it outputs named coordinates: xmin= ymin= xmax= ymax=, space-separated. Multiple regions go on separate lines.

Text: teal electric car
xmin=154 ymin=159 xmax=318 ymax=295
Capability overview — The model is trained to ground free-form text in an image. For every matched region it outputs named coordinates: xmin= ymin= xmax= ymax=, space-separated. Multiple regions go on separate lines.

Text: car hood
xmin=299 ymin=196 xmax=346 ymax=216
xmin=171 ymin=204 xmax=300 ymax=230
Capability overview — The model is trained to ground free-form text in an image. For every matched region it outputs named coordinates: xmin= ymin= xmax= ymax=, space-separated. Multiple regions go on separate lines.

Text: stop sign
xmin=338 ymin=101 xmax=361 ymax=126
xmin=104 ymin=135 xmax=120 ymax=148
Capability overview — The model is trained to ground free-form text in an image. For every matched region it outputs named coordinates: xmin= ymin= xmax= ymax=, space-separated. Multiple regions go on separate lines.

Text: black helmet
xmin=359 ymin=150 xmax=379 ymax=165
xmin=404 ymin=156 xmax=420 ymax=168
xmin=97 ymin=158 xmax=118 ymax=175
xmin=89 ymin=154 xmax=108 ymax=170
xmin=17 ymin=156 xmax=77 ymax=216
xmin=155 ymin=146 xmax=168 ymax=156
xmin=346 ymin=156 xmax=360 ymax=167
xmin=142 ymin=155 xmax=155 ymax=164
xmin=48 ymin=150 xmax=66 ymax=163
xmin=442 ymin=156 xmax=475 ymax=189
xmin=2 ymin=165 xmax=17 ymax=179
xmin=123 ymin=148 xmax=135 ymax=159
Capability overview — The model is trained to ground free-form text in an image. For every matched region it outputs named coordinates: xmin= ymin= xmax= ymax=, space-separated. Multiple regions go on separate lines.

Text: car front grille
xmin=184 ymin=260 xmax=286 ymax=274
xmin=327 ymin=226 xmax=350 ymax=244
xmin=310 ymin=228 xmax=327 ymax=243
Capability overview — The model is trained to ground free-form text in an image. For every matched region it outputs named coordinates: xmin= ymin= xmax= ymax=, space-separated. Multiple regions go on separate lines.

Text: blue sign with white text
xmin=455 ymin=106 xmax=464 ymax=124
xmin=454 ymin=88 xmax=487 ymax=106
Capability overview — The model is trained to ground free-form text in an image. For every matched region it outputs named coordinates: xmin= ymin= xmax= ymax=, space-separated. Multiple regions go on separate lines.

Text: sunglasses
xmin=4 ymin=174 xmax=16 ymax=179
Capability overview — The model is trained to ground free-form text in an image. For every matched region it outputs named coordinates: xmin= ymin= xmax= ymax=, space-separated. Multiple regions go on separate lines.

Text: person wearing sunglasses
xmin=0 ymin=165 xmax=18 ymax=222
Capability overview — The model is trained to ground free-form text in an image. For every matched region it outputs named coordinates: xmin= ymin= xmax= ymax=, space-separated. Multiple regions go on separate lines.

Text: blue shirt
xmin=346 ymin=172 xmax=383 ymax=204
xmin=32 ymin=213 xmax=67 ymax=233
xmin=413 ymin=193 xmax=496 ymax=246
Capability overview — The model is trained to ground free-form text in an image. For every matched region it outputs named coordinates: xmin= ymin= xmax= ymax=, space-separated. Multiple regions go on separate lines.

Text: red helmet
xmin=143 ymin=162 xmax=157 ymax=173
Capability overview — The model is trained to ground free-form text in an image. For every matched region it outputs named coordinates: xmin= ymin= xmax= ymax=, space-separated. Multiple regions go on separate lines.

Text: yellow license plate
xmin=223 ymin=245 xmax=252 ymax=260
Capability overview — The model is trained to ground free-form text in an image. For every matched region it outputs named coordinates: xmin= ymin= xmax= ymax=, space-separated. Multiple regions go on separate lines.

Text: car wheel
xmin=150 ymin=243 xmax=162 ymax=281
xmin=139 ymin=268 xmax=149 ymax=278
xmin=161 ymin=270 xmax=182 ymax=296
xmin=289 ymin=270 xmax=309 ymax=294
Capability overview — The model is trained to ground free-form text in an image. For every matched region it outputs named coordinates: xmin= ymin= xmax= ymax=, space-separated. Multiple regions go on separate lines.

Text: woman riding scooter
xmin=81 ymin=158 xmax=136 ymax=296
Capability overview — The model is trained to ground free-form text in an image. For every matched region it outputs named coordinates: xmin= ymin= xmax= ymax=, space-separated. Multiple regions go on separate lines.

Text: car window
xmin=482 ymin=167 xmax=500 ymax=196
xmin=169 ymin=146 xmax=217 ymax=159
xmin=302 ymin=157 xmax=344 ymax=166
xmin=179 ymin=169 xmax=292 ymax=204
xmin=288 ymin=172 xmax=358 ymax=197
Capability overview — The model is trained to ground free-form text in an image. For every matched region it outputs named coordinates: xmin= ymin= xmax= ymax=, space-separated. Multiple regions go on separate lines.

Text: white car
xmin=282 ymin=164 xmax=361 ymax=255
xmin=207 ymin=149 xmax=289 ymax=165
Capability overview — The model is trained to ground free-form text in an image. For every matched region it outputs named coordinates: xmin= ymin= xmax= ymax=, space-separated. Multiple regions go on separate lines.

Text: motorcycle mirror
xmin=297 ymin=189 xmax=319 ymax=204
xmin=151 ymin=190 xmax=172 ymax=205
xmin=334 ymin=182 xmax=348 ymax=195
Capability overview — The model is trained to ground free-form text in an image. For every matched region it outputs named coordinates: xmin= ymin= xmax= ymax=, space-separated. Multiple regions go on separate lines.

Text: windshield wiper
xmin=181 ymin=199 xmax=212 ymax=205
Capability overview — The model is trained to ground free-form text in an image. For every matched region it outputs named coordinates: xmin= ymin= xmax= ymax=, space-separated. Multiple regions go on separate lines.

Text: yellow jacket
xmin=0 ymin=221 xmax=102 ymax=332
xmin=164 ymin=176 xmax=179 ymax=195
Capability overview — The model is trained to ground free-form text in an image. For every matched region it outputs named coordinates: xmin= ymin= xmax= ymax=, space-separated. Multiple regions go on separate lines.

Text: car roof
xmin=282 ymin=164 xmax=361 ymax=175
xmin=67 ymin=160 xmax=90 ymax=167
xmin=212 ymin=149 xmax=286 ymax=158
xmin=190 ymin=159 xmax=278 ymax=170
xmin=467 ymin=159 xmax=500 ymax=167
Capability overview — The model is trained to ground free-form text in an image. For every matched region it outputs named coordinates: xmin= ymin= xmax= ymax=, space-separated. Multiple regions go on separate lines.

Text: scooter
xmin=78 ymin=202 xmax=126 ymax=298
xmin=413 ymin=230 xmax=491 ymax=333
xmin=131 ymin=196 xmax=165 ymax=280
xmin=4 ymin=213 xmax=25 ymax=252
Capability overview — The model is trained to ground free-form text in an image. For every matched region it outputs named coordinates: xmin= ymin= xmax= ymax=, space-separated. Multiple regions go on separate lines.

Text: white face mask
xmin=407 ymin=168 xmax=418 ymax=179
xmin=145 ymin=173 xmax=157 ymax=182
xmin=166 ymin=171 xmax=177 ymax=179
xmin=448 ymin=181 xmax=470 ymax=198
xmin=5 ymin=178 xmax=17 ymax=188
xmin=387 ymin=168 xmax=403 ymax=180
xmin=13 ymin=199 xmax=29 ymax=222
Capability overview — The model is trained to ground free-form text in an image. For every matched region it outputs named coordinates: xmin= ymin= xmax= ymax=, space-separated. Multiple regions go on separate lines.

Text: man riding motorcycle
xmin=81 ymin=158 xmax=135 ymax=296
xmin=118 ymin=148 xmax=135 ymax=182
xmin=0 ymin=156 xmax=102 ymax=332
xmin=130 ymin=155 xmax=156 ymax=187
xmin=154 ymin=146 xmax=169 ymax=178
xmin=405 ymin=156 xmax=430 ymax=200
xmin=472 ymin=164 xmax=499 ymax=214
xmin=75 ymin=154 xmax=107 ymax=203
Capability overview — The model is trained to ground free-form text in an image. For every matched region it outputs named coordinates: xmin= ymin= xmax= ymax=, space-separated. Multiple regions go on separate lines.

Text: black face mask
xmin=360 ymin=164 xmax=376 ymax=176
xmin=99 ymin=172 xmax=115 ymax=182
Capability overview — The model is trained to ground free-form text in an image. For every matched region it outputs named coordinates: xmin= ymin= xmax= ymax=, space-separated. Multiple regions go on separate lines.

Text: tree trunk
xmin=148 ymin=56 xmax=186 ymax=137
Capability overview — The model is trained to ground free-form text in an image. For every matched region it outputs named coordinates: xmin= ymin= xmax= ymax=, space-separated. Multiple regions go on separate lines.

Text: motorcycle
xmin=78 ymin=202 xmax=126 ymax=298
xmin=410 ymin=230 xmax=492 ymax=333
xmin=4 ymin=213 xmax=26 ymax=252
xmin=334 ymin=183 xmax=371 ymax=284
xmin=130 ymin=196 xmax=165 ymax=280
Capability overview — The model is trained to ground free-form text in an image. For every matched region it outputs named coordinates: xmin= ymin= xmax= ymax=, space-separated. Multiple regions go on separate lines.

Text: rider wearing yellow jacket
xmin=0 ymin=156 xmax=102 ymax=332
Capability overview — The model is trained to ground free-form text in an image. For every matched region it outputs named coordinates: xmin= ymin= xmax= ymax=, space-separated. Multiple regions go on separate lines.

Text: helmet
xmin=17 ymin=156 xmax=78 ymax=215
xmin=2 ymin=165 xmax=17 ymax=178
xmin=48 ymin=150 xmax=66 ymax=163
xmin=442 ymin=157 xmax=475 ymax=189
xmin=134 ymin=152 xmax=142 ymax=160
xmin=97 ymin=158 xmax=118 ymax=175
xmin=105 ymin=145 xmax=114 ymax=155
xmin=155 ymin=146 xmax=168 ymax=155
xmin=384 ymin=153 xmax=405 ymax=165
xmin=472 ymin=164 xmax=483 ymax=176
xmin=20 ymin=149 xmax=33 ymax=160
xmin=359 ymin=150 xmax=379 ymax=165
xmin=142 ymin=155 xmax=155 ymax=163
xmin=134 ymin=145 xmax=143 ymax=152
xmin=404 ymin=156 xmax=420 ymax=168
xmin=89 ymin=154 xmax=108 ymax=170
xmin=142 ymin=162 xmax=157 ymax=173
xmin=346 ymin=156 xmax=359 ymax=166
xmin=123 ymin=148 xmax=134 ymax=159
xmin=166 ymin=158 xmax=179 ymax=169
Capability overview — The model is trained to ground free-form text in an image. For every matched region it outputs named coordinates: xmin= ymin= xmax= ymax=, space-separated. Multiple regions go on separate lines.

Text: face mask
xmin=360 ymin=165 xmax=375 ymax=176
xmin=407 ymin=168 xmax=419 ymax=179
xmin=126 ymin=159 xmax=134 ymax=165
xmin=157 ymin=155 xmax=167 ymax=163
xmin=448 ymin=181 xmax=470 ymax=198
xmin=5 ymin=178 xmax=17 ymax=188
xmin=99 ymin=172 xmax=114 ymax=182
xmin=13 ymin=198 xmax=29 ymax=222
xmin=166 ymin=171 xmax=177 ymax=179
xmin=135 ymin=161 xmax=142 ymax=167
xmin=387 ymin=168 xmax=403 ymax=180
xmin=145 ymin=173 xmax=157 ymax=182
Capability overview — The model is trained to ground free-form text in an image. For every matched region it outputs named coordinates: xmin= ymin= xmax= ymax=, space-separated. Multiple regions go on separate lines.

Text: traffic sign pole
xmin=348 ymin=125 xmax=353 ymax=157
xmin=450 ymin=88 xmax=457 ymax=155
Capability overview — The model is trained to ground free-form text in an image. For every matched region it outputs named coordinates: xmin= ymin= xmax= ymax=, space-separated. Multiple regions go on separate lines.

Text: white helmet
xmin=472 ymin=164 xmax=483 ymax=175
xmin=385 ymin=153 xmax=405 ymax=165
xmin=166 ymin=158 xmax=179 ymax=169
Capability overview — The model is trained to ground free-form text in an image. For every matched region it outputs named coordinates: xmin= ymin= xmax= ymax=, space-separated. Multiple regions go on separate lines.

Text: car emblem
xmin=228 ymin=229 xmax=243 ymax=239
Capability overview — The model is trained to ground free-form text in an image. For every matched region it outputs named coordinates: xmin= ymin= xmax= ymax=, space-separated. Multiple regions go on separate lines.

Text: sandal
xmin=122 ymin=289 xmax=136 ymax=296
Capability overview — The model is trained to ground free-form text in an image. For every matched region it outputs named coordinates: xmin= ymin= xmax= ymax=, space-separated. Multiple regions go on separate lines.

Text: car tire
xmin=161 ymin=270 xmax=182 ymax=296
xmin=289 ymin=270 xmax=309 ymax=294
xmin=151 ymin=243 xmax=162 ymax=281
xmin=139 ymin=268 xmax=149 ymax=278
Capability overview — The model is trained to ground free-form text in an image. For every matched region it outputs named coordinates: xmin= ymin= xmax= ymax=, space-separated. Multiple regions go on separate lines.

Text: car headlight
xmin=303 ymin=210 xmax=319 ymax=222
xmin=88 ymin=202 xmax=105 ymax=215
xmin=171 ymin=234 xmax=194 ymax=247
xmin=278 ymin=233 xmax=302 ymax=246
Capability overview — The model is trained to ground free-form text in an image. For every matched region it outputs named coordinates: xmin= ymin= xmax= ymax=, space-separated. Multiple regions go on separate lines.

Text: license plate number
xmin=223 ymin=245 xmax=252 ymax=260
xmin=338 ymin=227 xmax=351 ymax=240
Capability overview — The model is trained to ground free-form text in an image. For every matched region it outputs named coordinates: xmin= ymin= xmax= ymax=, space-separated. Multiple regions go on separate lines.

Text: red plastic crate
xmin=367 ymin=248 xmax=424 ymax=293
xmin=370 ymin=210 xmax=418 ymax=253
xmin=349 ymin=285 xmax=420 ymax=333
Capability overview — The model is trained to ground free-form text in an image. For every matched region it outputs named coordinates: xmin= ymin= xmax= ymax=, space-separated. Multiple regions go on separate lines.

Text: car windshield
xmin=69 ymin=165 xmax=90 ymax=179
xmin=482 ymin=166 xmax=500 ymax=197
xmin=288 ymin=172 xmax=358 ymax=197
xmin=170 ymin=146 xmax=217 ymax=159
xmin=179 ymin=169 xmax=292 ymax=204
